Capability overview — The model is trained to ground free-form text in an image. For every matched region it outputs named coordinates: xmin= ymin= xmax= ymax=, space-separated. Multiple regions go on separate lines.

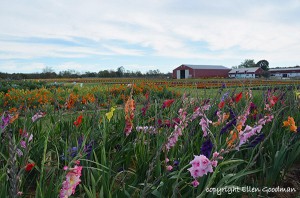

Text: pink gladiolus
xmin=28 ymin=134 xmax=33 ymax=142
xmin=199 ymin=117 xmax=212 ymax=137
xmin=211 ymin=160 xmax=218 ymax=167
xmin=188 ymin=155 xmax=213 ymax=179
xmin=60 ymin=165 xmax=83 ymax=198
xmin=32 ymin=112 xmax=46 ymax=122
xmin=166 ymin=165 xmax=173 ymax=171
xmin=191 ymin=180 xmax=200 ymax=187
xmin=212 ymin=152 xmax=219 ymax=158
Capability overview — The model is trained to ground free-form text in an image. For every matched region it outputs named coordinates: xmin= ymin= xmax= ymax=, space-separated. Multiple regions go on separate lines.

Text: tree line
xmin=0 ymin=66 xmax=172 ymax=80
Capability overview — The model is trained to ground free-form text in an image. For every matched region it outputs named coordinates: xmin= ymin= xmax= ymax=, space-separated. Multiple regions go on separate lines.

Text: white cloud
xmin=0 ymin=0 xmax=300 ymax=72
xmin=0 ymin=61 xmax=46 ymax=73
xmin=102 ymin=45 xmax=144 ymax=56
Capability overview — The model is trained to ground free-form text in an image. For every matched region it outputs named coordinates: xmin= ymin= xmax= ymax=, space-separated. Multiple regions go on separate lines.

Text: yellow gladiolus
xmin=106 ymin=106 xmax=116 ymax=122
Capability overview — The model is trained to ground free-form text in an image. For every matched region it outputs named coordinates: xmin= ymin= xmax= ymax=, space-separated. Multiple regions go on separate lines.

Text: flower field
xmin=1 ymin=80 xmax=300 ymax=197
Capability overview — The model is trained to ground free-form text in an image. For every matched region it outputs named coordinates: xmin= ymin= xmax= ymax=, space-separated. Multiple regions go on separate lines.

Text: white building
xmin=228 ymin=67 xmax=264 ymax=78
xmin=269 ymin=67 xmax=300 ymax=78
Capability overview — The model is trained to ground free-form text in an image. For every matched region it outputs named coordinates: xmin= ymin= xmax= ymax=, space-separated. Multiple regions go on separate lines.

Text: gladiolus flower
xmin=191 ymin=180 xmax=199 ymax=187
xmin=1 ymin=113 xmax=11 ymax=129
xmin=283 ymin=116 xmax=297 ymax=132
xmin=166 ymin=165 xmax=173 ymax=171
xmin=60 ymin=164 xmax=82 ymax=198
xmin=269 ymin=96 xmax=278 ymax=107
xmin=213 ymin=152 xmax=219 ymax=158
xmin=124 ymin=97 xmax=135 ymax=136
xmin=200 ymin=139 xmax=213 ymax=158
xmin=74 ymin=115 xmax=83 ymax=127
xmin=105 ymin=107 xmax=116 ymax=122
xmin=20 ymin=140 xmax=26 ymax=148
xmin=162 ymin=99 xmax=175 ymax=108
xmin=16 ymin=149 xmax=23 ymax=157
xmin=234 ymin=92 xmax=243 ymax=103
xmin=226 ymin=130 xmax=238 ymax=148
xmin=32 ymin=112 xmax=46 ymax=122
xmin=218 ymin=101 xmax=225 ymax=109
xmin=25 ymin=163 xmax=35 ymax=171
xmin=188 ymin=155 xmax=213 ymax=179
xmin=211 ymin=160 xmax=218 ymax=167
xmin=9 ymin=113 xmax=19 ymax=124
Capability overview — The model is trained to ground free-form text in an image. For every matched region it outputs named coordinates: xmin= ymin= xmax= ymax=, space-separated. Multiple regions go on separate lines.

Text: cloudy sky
xmin=0 ymin=0 xmax=300 ymax=73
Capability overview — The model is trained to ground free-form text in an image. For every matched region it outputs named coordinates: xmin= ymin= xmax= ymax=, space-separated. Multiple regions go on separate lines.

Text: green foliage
xmin=238 ymin=59 xmax=256 ymax=68
xmin=256 ymin=60 xmax=269 ymax=71
xmin=0 ymin=83 xmax=300 ymax=197
xmin=0 ymin=80 xmax=47 ymax=93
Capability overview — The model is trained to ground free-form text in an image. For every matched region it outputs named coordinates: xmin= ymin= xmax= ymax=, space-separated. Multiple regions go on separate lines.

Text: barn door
xmin=180 ymin=70 xmax=185 ymax=79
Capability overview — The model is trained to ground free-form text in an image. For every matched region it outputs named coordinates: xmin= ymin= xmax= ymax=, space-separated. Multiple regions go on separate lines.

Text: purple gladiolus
xmin=201 ymin=139 xmax=213 ymax=158
xmin=248 ymin=133 xmax=265 ymax=148
xmin=1 ymin=113 xmax=11 ymax=129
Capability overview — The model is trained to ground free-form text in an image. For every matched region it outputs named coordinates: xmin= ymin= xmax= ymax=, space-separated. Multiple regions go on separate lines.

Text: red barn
xmin=172 ymin=64 xmax=230 ymax=79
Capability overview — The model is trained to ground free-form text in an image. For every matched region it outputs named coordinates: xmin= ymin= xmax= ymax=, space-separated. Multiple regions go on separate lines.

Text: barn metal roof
xmin=269 ymin=67 xmax=300 ymax=72
xmin=229 ymin=67 xmax=261 ymax=74
xmin=182 ymin=64 xmax=229 ymax=70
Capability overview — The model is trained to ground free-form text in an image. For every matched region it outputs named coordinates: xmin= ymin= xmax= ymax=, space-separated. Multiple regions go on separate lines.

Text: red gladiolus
xmin=74 ymin=115 xmax=83 ymax=127
xmin=234 ymin=92 xmax=243 ymax=103
xmin=162 ymin=99 xmax=175 ymax=108
xmin=269 ymin=96 xmax=278 ymax=107
xmin=145 ymin=92 xmax=149 ymax=100
xmin=25 ymin=163 xmax=35 ymax=171
xmin=218 ymin=101 xmax=225 ymax=109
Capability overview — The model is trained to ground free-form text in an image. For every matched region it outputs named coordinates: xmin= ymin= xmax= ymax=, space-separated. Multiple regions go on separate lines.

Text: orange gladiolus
xmin=283 ymin=116 xmax=297 ymax=132
xmin=227 ymin=130 xmax=238 ymax=148
xmin=9 ymin=114 xmax=19 ymax=124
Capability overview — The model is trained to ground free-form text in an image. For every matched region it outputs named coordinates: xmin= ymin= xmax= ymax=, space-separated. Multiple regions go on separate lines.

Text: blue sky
xmin=0 ymin=0 xmax=300 ymax=74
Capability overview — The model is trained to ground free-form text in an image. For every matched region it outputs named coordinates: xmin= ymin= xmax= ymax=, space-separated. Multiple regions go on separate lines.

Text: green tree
xmin=238 ymin=59 xmax=256 ymax=68
xmin=256 ymin=60 xmax=269 ymax=71
xmin=256 ymin=60 xmax=270 ymax=78
xmin=116 ymin=66 xmax=125 ymax=77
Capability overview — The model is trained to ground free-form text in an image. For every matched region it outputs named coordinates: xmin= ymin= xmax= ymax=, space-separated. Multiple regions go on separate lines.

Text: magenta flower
xmin=1 ymin=112 xmax=11 ymax=129
xmin=191 ymin=180 xmax=200 ymax=187
xmin=20 ymin=140 xmax=26 ymax=149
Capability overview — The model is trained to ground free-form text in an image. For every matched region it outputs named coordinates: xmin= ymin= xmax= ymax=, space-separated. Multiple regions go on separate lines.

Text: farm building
xmin=172 ymin=64 xmax=230 ymax=79
xmin=229 ymin=67 xmax=264 ymax=78
xmin=269 ymin=67 xmax=300 ymax=78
